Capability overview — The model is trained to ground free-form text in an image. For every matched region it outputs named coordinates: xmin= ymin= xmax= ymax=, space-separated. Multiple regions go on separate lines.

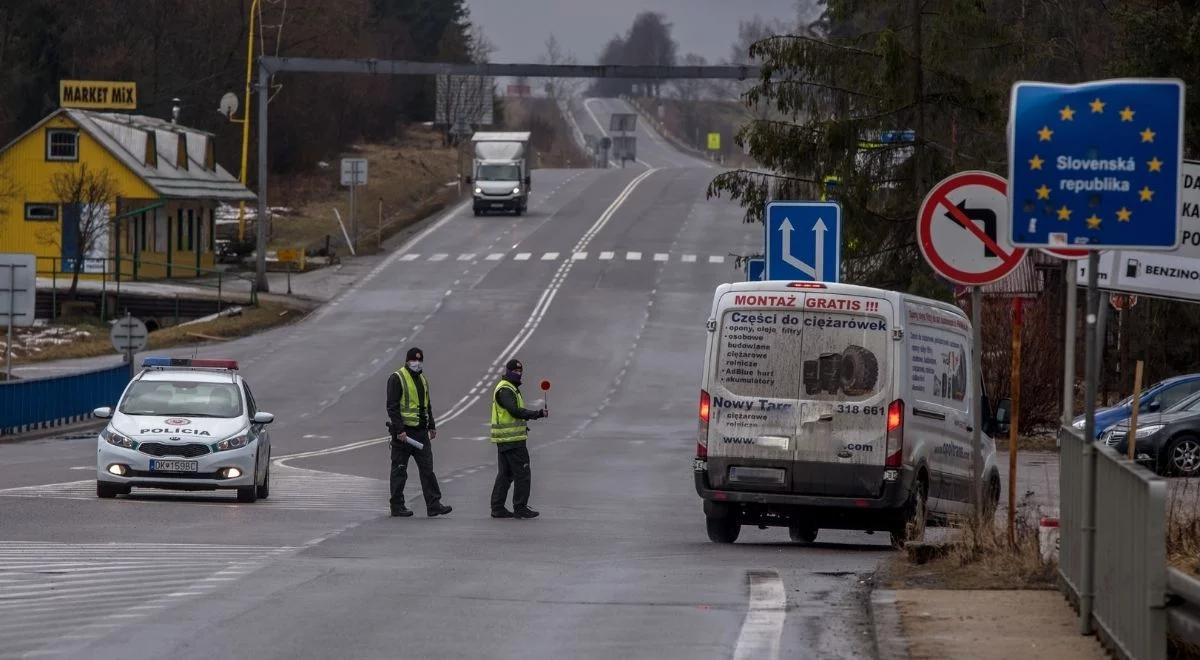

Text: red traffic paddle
xmin=540 ymin=380 xmax=551 ymax=413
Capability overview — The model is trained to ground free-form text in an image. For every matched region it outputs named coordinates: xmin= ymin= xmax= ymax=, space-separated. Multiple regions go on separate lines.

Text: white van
xmin=693 ymin=281 xmax=1001 ymax=546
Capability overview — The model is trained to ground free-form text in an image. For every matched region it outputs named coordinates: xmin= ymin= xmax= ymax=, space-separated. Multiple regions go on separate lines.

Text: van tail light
xmin=697 ymin=390 xmax=711 ymax=458
xmin=885 ymin=399 xmax=904 ymax=467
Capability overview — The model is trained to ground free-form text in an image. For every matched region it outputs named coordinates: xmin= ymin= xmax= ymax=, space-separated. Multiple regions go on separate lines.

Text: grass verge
xmin=1169 ymin=480 xmax=1200 ymax=576
xmin=9 ymin=302 xmax=300 ymax=366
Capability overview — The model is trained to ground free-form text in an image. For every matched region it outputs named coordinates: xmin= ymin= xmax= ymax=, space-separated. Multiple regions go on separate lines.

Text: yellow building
xmin=0 ymin=109 xmax=254 ymax=279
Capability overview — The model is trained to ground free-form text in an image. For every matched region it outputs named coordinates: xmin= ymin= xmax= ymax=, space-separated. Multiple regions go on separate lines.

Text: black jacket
xmin=496 ymin=380 xmax=543 ymax=421
xmin=386 ymin=368 xmax=435 ymax=430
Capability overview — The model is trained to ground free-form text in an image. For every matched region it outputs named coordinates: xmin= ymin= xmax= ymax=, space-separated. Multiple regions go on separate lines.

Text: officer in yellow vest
xmin=386 ymin=347 xmax=452 ymax=518
xmin=490 ymin=358 xmax=548 ymax=519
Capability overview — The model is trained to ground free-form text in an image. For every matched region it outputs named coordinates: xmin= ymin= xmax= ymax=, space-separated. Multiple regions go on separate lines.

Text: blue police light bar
xmin=141 ymin=357 xmax=239 ymax=370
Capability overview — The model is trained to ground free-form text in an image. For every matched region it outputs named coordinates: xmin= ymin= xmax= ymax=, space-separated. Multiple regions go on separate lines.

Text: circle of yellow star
xmin=1035 ymin=184 xmax=1051 ymax=200
xmin=1139 ymin=186 xmax=1155 ymax=202
xmin=1086 ymin=214 xmax=1102 ymax=230
xmin=1119 ymin=106 xmax=1135 ymax=122
xmin=1037 ymin=125 xmax=1054 ymax=141
xmin=1059 ymin=105 xmax=1076 ymax=121
xmin=1056 ymin=205 xmax=1072 ymax=221
xmin=1140 ymin=127 xmax=1156 ymax=143
xmin=1089 ymin=98 xmax=1106 ymax=113
xmin=1028 ymin=154 xmax=1045 ymax=170
xmin=1147 ymin=157 xmax=1163 ymax=172
xmin=1116 ymin=207 xmax=1132 ymax=222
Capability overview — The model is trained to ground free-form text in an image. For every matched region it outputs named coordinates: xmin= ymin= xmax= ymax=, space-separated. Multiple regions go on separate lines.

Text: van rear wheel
xmin=706 ymin=515 xmax=740 ymax=544
xmin=788 ymin=525 xmax=818 ymax=544
xmin=891 ymin=477 xmax=928 ymax=549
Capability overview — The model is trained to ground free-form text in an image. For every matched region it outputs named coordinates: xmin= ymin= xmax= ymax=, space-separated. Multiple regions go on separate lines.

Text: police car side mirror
xmin=252 ymin=412 xmax=275 ymax=425
xmin=93 ymin=406 xmax=113 ymax=419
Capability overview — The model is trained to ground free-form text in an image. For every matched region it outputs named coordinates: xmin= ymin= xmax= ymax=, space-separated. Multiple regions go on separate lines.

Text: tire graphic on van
xmin=802 ymin=345 xmax=879 ymax=396
xmin=840 ymin=345 xmax=879 ymax=396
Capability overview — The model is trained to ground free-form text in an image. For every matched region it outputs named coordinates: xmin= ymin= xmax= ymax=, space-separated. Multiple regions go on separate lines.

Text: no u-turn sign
xmin=918 ymin=171 xmax=1027 ymax=286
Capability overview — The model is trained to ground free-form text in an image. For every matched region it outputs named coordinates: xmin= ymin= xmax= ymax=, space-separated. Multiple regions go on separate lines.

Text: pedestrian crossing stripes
xmin=392 ymin=251 xmax=733 ymax=265
xmin=0 ymin=466 xmax=388 ymax=513
xmin=0 ymin=541 xmax=291 ymax=658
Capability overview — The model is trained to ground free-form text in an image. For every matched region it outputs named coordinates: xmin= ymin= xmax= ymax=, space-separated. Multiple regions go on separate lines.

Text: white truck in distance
xmin=469 ymin=132 xmax=533 ymax=216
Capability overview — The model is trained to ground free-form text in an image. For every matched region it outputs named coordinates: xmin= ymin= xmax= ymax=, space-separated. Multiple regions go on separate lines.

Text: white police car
xmin=93 ymin=357 xmax=274 ymax=502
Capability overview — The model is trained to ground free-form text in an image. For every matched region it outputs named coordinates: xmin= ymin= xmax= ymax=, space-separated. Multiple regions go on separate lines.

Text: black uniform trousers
xmin=389 ymin=428 xmax=442 ymax=511
xmin=490 ymin=441 xmax=531 ymax=512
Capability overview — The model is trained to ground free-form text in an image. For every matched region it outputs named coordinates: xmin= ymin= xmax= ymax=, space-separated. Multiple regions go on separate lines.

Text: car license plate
xmin=148 ymin=459 xmax=198 ymax=473
xmin=491 ymin=203 xmax=504 ymax=208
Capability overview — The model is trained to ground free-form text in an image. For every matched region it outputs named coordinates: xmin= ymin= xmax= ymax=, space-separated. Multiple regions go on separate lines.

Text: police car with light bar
xmin=93 ymin=357 xmax=274 ymax=502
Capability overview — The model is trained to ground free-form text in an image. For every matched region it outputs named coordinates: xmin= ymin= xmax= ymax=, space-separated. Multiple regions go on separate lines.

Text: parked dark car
xmin=1101 ymin=390 xmax=1200 ymax=477
xmin=1073 ymin=374 xmax=1200 ymax=439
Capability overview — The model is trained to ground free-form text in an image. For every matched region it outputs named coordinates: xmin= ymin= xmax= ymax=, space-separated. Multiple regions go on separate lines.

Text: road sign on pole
xmin=0 ymin=253 xmax=35 ymax=380
xmin=918 ymin=171 xmax=1027 ymax=286
xmin=764 ymin=202 xmax=841 ymax=282
xmin=110 ymin=313 xmax=148 ymax=364
xmin=707 ymin=133 xmax=721 ymax=151
xmin=341 ymin=158 xmax=367 ymax=252
xmin=1009 ymin=78 xmax=1185 ymax=250
xmin=745 ymin=258 xmax=765 ymax=282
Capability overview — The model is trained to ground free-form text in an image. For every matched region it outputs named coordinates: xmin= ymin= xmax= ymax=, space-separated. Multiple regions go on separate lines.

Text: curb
xmin=869 ymin=589 xmax=910 ymax=660
xmin=0 ymin=418 xmax=104 ymax=444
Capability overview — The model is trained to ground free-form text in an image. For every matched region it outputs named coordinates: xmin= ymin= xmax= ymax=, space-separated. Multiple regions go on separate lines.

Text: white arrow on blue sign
xmin=764 ymin=201 xmax=841 ymax=282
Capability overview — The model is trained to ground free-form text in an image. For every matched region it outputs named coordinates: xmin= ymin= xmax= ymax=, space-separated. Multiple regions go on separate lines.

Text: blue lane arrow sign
xmin=745 ymin=258 xmax=765 ymax=281
xmin=765 ymin=201 xmax=842 ymax=282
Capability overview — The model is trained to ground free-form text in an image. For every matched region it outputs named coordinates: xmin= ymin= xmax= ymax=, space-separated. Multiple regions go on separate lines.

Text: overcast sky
xmin=464 ymin=0 xmax=799 ymax=65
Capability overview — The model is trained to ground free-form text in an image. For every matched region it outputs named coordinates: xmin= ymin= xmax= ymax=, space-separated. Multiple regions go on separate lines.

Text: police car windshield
xmin=477 ymin=164 xmax=520 ymax=181
xmin=119 ymin=381 xmax=242 ymax=418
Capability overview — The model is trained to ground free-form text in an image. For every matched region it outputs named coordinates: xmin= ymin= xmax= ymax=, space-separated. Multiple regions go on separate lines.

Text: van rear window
xmin=716 ymin=308 xmax=890 ymax=401
xmin=715 ymin=310 xmax=804 ymax=399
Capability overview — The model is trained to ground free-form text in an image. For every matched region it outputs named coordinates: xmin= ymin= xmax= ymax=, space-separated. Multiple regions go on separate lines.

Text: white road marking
xmin=626 ymin=251 xmax=642 ymax=261
xmin=599 ymin=251 xmax=615 ymax=260
xmin=572 ymin=252 xmax=588 ymax=260
xmin=276 ymin=168 xmax=660 ymax=464
xmin=709 ymin=255 xmax=725 ymax=264
xmin=541 ymin=252 xmax=560 ymax=261
xmin=514 ymin=253 xmax=532 ymax=261
xmin=399 ymin=254 xmax=420 ymax=261
xmin=654 ymin=253 xmax=669 ymax=262
xmin=682 ymin=254 xmax=697 ymax=263
xmin=732 ymin=571 xmax=787 ymax=660
xmin=429 ymin=253 xmax=448 ymax=262
xmin=486 ymin=253 xmax=504 ymax=261
xmin=457 ymin=253 xmax=475 ymax=261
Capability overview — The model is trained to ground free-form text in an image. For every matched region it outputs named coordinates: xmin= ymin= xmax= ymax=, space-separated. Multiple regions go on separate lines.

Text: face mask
xmin=505 ymin=370 xmax=522 ymax=385
xmin=407 ymin=361 xmax=423 ymax=373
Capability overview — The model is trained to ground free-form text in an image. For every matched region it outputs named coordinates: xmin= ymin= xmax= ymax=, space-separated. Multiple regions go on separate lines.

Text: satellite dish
xmin=218 ymin=92 xmax=239 ymax=119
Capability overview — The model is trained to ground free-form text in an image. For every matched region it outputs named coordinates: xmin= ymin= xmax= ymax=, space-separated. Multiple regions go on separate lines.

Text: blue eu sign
xmin=1009 ymin=79 xmax=1185 ymax=250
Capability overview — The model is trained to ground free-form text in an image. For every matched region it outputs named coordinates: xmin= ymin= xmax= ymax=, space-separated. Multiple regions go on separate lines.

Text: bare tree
xmin=46 ymin=164 xmax=117 ymax=299
xmin=541 ymin=34 xmax=582 ymax=101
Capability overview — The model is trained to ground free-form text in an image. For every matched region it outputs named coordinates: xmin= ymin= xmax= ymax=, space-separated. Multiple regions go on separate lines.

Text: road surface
xmin=1 ymin=99 xmax=888 ymax=660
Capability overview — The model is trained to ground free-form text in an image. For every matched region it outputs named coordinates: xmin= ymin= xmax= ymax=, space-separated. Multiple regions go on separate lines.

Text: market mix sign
xmin=1008 ymin=78 xmax=1185 ymax=250
xmin=59 ymin=80 xmax=137 ymax=110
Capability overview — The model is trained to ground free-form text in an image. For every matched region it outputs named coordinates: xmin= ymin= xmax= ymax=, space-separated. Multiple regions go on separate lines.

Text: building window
xmin=176 ymin=209 xmax=184 ymax=251
xmin=24 ymin=203 xmax=58 ymax=221
xmin=186 ymin=209 xmax=194 ymax=252
xmin=46 ymin=129 xmax=79 ymax=161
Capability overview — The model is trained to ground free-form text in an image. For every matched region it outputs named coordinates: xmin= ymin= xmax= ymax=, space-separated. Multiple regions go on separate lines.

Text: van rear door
xmin=704 ymin=294 xmax=807 ymax=494
xmin=790 ymin=292 xmax=894 ymax=497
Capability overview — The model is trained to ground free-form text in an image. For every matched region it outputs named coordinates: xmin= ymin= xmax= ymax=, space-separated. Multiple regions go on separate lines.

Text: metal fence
xmin=0 ymin=362 xmax=130 ymax=435
xmin=1059 ymin=426 xmax=1169 ymax=659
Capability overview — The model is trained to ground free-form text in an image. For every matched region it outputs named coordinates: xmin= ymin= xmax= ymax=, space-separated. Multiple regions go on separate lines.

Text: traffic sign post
xmin=917 ymin=171 xmax=1026 ymax=515
xmin=1009 ymin=79 xmax=1185 ymax=250
xmin=341 ymin=158 xmax=368 ymax=252
xmin=0 ymin=254 xmax=35 ymax=381
xmin=745 ymin=258 xmax=765 ymax=282
xmin=764 ymin=202 xmax=841 ymax=282
xmin=110 ymin=313 xmax=148 ymax=376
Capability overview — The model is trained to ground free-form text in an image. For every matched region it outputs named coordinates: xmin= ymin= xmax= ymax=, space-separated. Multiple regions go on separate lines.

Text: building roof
xmin=2 ymin=109 xmax=255 ymax=202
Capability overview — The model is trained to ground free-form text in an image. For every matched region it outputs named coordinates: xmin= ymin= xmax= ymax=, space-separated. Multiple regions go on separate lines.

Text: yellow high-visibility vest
xmin=490 ymin=380 xmax=528 ymax=444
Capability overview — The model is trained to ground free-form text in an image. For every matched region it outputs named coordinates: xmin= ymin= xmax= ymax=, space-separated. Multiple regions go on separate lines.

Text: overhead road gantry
xmin=252 ymin=56 xmax=762 ymax=291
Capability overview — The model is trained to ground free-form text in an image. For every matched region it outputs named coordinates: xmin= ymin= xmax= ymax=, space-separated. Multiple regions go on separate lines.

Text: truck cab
xmin=470 ymin=132 xmax=533 ymax=216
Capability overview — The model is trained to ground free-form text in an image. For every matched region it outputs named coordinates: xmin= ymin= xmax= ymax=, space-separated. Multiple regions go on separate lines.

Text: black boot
xmin=514 ymin=506 xmax=540 ymax=519
xmin=391 ymin=506 xmax=414 ymax=518
xmin=427 ymin=503 xmax=453 ymax=517
xmin=491 ymin=508 xmax=514 ymax=518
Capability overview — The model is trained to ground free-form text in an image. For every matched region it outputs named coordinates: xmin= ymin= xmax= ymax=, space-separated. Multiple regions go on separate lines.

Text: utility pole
xmin=255 ymin=59 xmax=270 ymax=294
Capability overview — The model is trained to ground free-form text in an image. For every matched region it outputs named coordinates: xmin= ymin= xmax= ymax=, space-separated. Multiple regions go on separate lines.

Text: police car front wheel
xmin=97 ymin=481 xmax=129 ymax=499
xmin=236 ymin=460 xmax=260 ymax=503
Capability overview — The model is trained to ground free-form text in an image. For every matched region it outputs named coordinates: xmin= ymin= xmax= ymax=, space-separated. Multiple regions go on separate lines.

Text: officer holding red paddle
xmin=489 ymin=358 xmax=549 ymax=519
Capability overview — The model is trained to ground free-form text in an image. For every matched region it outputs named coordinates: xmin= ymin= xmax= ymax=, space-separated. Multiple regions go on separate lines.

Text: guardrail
xmin=0 ymin=362 xmax=130 ymax=435
xmin=1168 ymin=568 xmax=1200 ymax=649
xmin=1059 ymin=426 xmax=1171 ymax=659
